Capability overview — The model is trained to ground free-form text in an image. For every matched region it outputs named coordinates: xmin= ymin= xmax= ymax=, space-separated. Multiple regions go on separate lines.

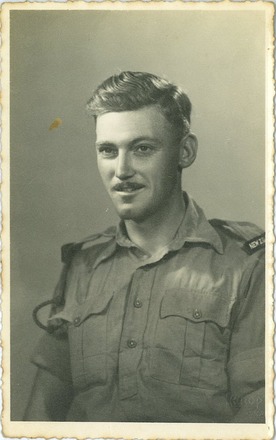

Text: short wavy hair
xmin=87 ymin=71 xmax=191 ymax=142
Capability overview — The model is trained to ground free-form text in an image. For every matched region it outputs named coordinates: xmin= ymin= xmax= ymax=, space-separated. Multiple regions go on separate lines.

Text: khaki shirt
xmin=32 ymin=193 xmax=265 ymax=422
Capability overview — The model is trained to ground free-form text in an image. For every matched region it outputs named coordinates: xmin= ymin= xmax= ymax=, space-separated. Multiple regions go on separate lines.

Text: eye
xmin=97 ymin=146 xmax=118 ymax=158
xmin=135 ymin=145 xmax=153 ymax=155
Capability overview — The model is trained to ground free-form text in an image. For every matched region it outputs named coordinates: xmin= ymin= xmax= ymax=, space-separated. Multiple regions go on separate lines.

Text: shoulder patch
xmin=242 ymin=233 xmax=265 ymax=255
xmin=61 ymin=226 xmax=116 ymax=264
xmin=210 ymin=218 xmax=265 ymax=254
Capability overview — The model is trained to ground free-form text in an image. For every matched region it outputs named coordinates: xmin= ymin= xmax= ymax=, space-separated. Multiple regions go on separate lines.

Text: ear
xmin=178 ymin=133 xmax=198 ymax=169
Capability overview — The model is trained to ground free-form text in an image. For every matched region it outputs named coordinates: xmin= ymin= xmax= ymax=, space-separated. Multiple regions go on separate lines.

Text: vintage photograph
xmin=2 ymin=2 xmax=274 ymax=439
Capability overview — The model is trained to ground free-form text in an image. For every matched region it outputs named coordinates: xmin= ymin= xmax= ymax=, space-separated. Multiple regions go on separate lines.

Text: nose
xmin=115 ymin=151 xmax=134 ymax=180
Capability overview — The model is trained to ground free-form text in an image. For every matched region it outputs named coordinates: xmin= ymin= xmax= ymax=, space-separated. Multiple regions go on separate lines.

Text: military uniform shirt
xmin=32 ymin=192 xmax=265 ymax=422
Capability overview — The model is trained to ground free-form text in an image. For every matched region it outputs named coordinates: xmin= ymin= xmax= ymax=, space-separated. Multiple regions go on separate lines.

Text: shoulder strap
xmin=210 ymin=219 xmax=265 ymax=255
xmin=61 ymin=226 xmax=116 ymax=264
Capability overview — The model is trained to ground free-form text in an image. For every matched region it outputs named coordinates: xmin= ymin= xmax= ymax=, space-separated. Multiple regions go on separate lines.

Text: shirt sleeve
xmin=227 ymin=251 xmax=265 ymax=404
xmin=31 ymin=264 xmax=73 ymax=384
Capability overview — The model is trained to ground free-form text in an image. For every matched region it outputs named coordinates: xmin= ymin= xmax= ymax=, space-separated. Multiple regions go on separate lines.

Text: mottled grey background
xmin=10 ymin=10 xmax=265 ymax=420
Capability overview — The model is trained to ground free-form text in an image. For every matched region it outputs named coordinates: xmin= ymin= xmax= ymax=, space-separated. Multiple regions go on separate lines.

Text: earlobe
xmin=178 ymin=133 xmax=198 ymax=169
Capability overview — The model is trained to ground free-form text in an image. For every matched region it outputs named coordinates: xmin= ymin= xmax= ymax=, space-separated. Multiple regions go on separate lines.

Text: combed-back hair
xmin=87 ymin=71 xmax=191 ymax=141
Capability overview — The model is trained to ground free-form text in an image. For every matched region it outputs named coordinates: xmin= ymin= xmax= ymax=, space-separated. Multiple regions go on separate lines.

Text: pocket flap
xmin=48 ymin=289 xmax=114 ymax=326
xmin=160 ymin=288 xmax=232 ymax=328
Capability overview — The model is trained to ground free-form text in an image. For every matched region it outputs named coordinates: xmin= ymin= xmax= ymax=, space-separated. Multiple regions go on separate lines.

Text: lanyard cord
xmin=32 ymin=299 xmax=61 ymax=334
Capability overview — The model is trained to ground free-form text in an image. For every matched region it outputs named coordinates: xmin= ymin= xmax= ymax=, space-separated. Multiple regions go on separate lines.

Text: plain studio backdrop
xmin=10 ymin=10 xmax=265 ymax=420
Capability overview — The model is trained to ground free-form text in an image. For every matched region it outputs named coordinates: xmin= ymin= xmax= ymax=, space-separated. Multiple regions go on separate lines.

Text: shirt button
xmin=127 ymin=339 xmax=137 ymax=348
xmin=134 ymin=299 xmax=143 ymax=308
xmin=73 ymin=316 xmax=81 ymax=326
xmin=193 ymin=309 xmax=202 ymax=320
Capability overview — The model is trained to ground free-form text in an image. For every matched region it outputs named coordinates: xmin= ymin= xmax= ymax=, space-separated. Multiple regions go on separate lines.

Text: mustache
xmin=112 ymin=182 xmax=145 ymax=191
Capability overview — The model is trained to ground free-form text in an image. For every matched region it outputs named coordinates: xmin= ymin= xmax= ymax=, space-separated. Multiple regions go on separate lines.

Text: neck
xmin=124 ymin=190 xmax=186 ymax=256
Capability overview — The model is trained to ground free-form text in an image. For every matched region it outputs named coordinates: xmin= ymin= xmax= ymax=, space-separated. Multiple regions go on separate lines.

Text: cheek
xmin=143 ymin=156 xmax=177 ymax=184
xmin=97 ymin=160 xmax=113 ymax=182
xmin=158 ymin=156 xmax=179 ymax=178
xmin=146 ymin=168 xmax=167 ymax=190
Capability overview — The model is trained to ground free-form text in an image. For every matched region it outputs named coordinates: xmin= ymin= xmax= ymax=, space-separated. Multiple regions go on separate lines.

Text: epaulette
xmin=61 ymin=226 xmax=116 ymax=264
xmin=209 ymin=219 xmax=265 ymax=255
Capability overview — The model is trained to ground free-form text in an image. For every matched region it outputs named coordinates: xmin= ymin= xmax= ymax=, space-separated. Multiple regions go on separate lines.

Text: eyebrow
xmin=95 ymin=141 xmax=116 ymax=149
xmin=96 ymin=136 xmax=162 ymax=148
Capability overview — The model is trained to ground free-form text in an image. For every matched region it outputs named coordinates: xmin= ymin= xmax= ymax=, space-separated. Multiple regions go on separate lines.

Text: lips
xmin=112 ymin=182 xmax=145 ymax=193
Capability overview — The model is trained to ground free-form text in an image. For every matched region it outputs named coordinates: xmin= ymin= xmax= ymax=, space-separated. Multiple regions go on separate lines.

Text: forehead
xmin=95 ymin=106 xmax=172 ymax=143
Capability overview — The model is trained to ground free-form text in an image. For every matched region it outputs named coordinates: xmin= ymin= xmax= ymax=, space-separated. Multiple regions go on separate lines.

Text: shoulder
xmin=209 ymin=218 xmax=265 ymax=257
xmin=61 ymin=226 xmax=117 ymax=265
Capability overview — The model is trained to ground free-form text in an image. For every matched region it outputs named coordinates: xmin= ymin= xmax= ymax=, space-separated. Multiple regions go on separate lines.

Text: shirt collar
xmin=116 ymin=221 xmax=138 ymax=249
xmin=171 ymin=192 xmax=223 ymax=254
xmin=93 ymin=192 xmax=223 ymax=268
xmin=116 ymin=192 xmax=223 ymax=255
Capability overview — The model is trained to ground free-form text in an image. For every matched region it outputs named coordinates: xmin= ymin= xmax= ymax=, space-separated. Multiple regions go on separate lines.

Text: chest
xmin=64 ymin=247 xmax=245 ymax=392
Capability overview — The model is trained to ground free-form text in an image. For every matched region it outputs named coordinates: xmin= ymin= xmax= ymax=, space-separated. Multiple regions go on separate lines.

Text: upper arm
xmin=25 ymin=321 xmax=74 ymax=420
xmin=230 ymin=387 xmax=265 ymax=423
xmin=227 ymin=254 xmax=265 ymax=421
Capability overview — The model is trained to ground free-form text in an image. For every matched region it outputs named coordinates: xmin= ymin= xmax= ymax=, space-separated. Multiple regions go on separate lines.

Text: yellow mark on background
xmin=49 ymin=118 xmax=62 ymax=130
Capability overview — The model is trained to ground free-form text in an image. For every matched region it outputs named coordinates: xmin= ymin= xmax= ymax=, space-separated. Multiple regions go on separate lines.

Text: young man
xmin=26 ymin=71 xmax=265 ymax=422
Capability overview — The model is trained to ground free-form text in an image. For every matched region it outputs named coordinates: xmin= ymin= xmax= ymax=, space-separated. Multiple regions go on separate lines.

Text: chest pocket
xmin=51 ymin=290 xmax=114 ymax=391
xmin=150 ymin=288 xmax=233 ymax=390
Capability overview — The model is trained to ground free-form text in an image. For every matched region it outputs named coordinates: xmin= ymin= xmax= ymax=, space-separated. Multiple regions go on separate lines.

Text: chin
xmin=113 ymin=199 xmax=155 ymax=223
xmin=117 ymin=209 xmax=136 ymax=220
xmin=117 ymin=208 xmax=154 ymax=224
xmin=114 ymin=204 xmax=140 ymax=221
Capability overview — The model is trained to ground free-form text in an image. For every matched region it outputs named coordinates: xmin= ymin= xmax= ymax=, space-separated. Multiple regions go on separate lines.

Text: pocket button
xmin=142 ymin=265 xmax=151 ymax=271
xmin=134 ymin=299 xmax=143 ymax=308
xmin=193 ymin=309 xmax=202 ymax=320
xmin=73 ymin=316 xmax=81 ymax=326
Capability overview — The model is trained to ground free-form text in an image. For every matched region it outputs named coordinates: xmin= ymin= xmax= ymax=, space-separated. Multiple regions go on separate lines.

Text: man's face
xmin=95 ymin=105 xmax=182 ymax=223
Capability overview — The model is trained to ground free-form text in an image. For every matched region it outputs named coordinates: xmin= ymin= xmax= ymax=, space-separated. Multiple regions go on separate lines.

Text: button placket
xmin=118 ymin=266 xmax=155 ymax=399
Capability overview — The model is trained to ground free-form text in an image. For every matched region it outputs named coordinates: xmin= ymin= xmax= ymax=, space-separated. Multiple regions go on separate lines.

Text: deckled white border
xmin=1 ymin=1 xmax=274 ymax=439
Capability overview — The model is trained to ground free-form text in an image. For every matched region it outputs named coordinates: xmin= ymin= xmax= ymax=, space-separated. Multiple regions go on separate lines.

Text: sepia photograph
xmin=1 ymin=1 xmax=274 ymax=439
